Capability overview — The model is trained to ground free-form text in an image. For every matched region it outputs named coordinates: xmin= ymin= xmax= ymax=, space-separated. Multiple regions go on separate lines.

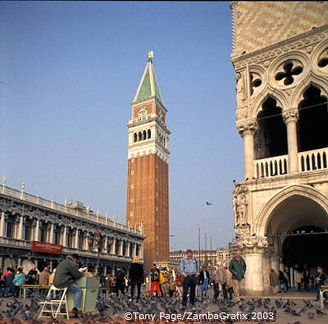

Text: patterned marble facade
xmin=0 ymin=183 xmax=144 ymax=274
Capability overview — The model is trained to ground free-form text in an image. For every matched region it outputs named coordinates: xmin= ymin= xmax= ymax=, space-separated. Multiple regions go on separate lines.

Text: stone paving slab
xmin=0 ymin=290 xmax=327 ymax=324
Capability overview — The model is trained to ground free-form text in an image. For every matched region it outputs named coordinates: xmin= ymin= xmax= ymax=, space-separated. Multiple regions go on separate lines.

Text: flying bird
xmin=205 ymin=201 xmax=212 ymax=206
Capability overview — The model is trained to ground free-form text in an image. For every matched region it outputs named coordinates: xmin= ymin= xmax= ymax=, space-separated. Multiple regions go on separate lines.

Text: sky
xmin=0 ymin=1 xmax=243 ymax=251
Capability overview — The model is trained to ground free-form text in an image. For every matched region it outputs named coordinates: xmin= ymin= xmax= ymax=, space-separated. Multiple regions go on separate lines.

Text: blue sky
xmin=0 ymin=1 xmax=243 ymax=251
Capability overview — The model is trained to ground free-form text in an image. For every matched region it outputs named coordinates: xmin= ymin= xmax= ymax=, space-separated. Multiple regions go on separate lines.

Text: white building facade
xmin=0 ymin=183 xmax=144 ymax=275
xmin=231 ymin=1 xmax=328 ymax=295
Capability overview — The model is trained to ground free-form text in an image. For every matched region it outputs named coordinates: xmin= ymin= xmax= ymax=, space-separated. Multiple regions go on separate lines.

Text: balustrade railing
xmin=0 ymin=185 xmax=142 ymax=235
xmin=0 ymin=237 xmax=30 ymax=248
xmin=253 ymin=155 xmax=288 ymax=178
xmin=253 ymin=147 xmax=328 ymax=179
xmin=299 ymin=147 xmax=328 ymax=172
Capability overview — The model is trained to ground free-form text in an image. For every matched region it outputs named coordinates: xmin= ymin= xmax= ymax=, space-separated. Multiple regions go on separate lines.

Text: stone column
xmin=132 ymin=243 xmax=137 ymax=257
xmin=237 ymin=235 xmax=268 ymax=296
xmin=126 ymin=241 xmax=131 ymax=257
xmin=239 ymin=121 xmax=257 ymax=180
xmin=17 ymin=215 xmax=24 ymax=240
xmin=119 ymin=240 xmax=124 ymax=256
xmin=262 ymin=251 xmax=272 ymax=295
xmin=0 ymin=256 xmax=3 ymax=271
xmin=0 ymin=211 xmax=5 ymax=237
xmin=34 ymin=219 xmax=40 ymax=241
xmin=283 ymin=111 xmax=299 ymax=173
xmin=244 ymin=251 xmax=265 ymax=296
xmin=139 ymin=244 xmax=144 ymax=259
xmin=62 ymin=226 xmax=67 ymax=247
xmin=84 ymin=232 xmax=89 ymax=250
xmin=111 ymin=238 xmax=117 ymax=255
xmin=49 ymin=223 xmax=54 ymax=244
xmin=74 ymin=229 xmax=79 ymax=249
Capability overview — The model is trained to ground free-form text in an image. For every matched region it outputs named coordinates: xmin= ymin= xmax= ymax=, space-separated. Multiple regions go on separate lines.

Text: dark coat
xmin=129 ymin=263 xmax=144 ymax=284
xmin=198 ymin=270 xmax=210 ymax=285
xmin=53 ymin=256 xmax=83 ymax=288
xmin=26 ymin=269 xmax=38 ymax=284
xmin=5 ymin=272 xmax=15 ymax=287
xmin=115 ymin=269 xmax=125 ymax=283
xmin=229 ymin=257 xmax=246 ymax=280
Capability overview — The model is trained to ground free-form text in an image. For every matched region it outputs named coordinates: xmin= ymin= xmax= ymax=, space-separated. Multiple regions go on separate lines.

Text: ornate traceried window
xmin=275 ymin=60 xmax=303 ymax=85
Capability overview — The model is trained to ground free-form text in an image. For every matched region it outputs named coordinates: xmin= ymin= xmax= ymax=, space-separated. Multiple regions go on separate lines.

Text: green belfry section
xmin=153 ymin=73 xmax=163 ymax=104
xmin=134 ymin=57 xmax=164 ymax=105
xmin=136 ymin=70 xmax=152 ymax=102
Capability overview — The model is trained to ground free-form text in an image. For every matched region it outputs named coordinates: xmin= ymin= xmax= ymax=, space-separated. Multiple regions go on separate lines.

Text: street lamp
xmin=95 ymin=232 xmax=102 ymax=276
xmin=198 ymin=226 xmax=201 ymax=265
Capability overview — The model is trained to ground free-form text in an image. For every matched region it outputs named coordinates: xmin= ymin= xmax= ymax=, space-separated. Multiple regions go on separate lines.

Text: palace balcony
xmin=253 ymin=147 xmax=328 ymax=179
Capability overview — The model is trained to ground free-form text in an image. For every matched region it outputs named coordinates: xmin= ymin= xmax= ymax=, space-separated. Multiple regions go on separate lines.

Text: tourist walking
xmin=279 ymin=270 xmax=289 ymax=293
xmin=269 ymin=268 xmax=280 ymax=295
xmin=216 ymin=261 xmax=228 ymax=300
xmin=314 ymin=266 xmax=326 ymax=301
xmin=295 ymin=269 xmax=303 ymax=292
xmin=115 ymin=267 xmax=126 ymax=296
xmin=225 ymin=263 xmax=234 ymax=300
xmin=129 ymin=256 xmax=144 ymax=301
xmin=147 ymin=263 xmax=162 ymax=297
xmin=229 ymin=251 xmax=246 ymax=301
xmin=199 ymin=266 xmax=210 ymax=297
xmin=180 ymin=249 xmax=200 ymax=306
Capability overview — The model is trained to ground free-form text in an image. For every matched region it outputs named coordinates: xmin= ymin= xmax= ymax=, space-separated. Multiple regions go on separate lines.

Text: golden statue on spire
xmin=148 ymin=51 xmax=154 ymax=59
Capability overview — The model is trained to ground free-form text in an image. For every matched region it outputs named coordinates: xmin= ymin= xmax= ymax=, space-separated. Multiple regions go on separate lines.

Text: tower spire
xmin=133 ymin=52 xmax=164 ymax=105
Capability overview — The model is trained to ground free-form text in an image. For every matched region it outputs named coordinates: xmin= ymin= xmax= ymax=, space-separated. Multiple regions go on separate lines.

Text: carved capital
xmin=283 ymin=110 xmax=299 ymax=123
xmin=237 ymin=119 xmax=258 ymax=136
xmin=236 ymin=235 xmax=269 ymax=252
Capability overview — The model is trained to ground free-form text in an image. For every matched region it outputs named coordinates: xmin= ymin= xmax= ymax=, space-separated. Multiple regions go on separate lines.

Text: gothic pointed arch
xmin=296 ymin=84 xmax=328 ymax=152
xmin=254 ymin=95 xmax=288 ymax=159
xmin=251 ymin=90 xmax=287 ymax=119
xmin=254 ymin=185 xmax=328 ymax=236
xmin=291 ymin=78 xmax=328 ymax=109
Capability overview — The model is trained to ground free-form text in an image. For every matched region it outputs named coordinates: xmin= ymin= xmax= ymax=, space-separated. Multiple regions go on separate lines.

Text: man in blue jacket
xmin=180 ymin=249 xmax=200 ymax=307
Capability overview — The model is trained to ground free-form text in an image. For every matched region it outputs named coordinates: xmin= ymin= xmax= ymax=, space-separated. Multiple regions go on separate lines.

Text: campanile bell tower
xmin=126 ymin=52 xmax=170 ymax=272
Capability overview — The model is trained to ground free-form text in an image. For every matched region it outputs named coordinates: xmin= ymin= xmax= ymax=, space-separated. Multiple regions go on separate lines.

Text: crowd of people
xmin=0 ymin=265 xmax=53 ymax=298
xmin=0 ymin=251 xmax=327 ymax=314
xmin=269 ymin=266 xmax=327 ymax=301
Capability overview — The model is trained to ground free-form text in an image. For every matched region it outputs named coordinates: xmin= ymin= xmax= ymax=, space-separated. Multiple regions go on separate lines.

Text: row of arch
xmin=133 ymin=129 xmax=152 ymax=142
xmin=132 ymin=129 xmax=167 ymax=148
xmin=254 ymin=84 xmax=328 ymax=159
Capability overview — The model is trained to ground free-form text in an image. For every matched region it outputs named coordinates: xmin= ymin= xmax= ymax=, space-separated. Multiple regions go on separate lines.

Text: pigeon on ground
xmin=316 ymin=308 xmax=327 ymax=316
xmin=307 ymin=312 xmax=315 ymax=319
xmin=284 ymin=306 xmax=301 ymax=316
xmin=275 ymin=299 xmax=284 ymax=308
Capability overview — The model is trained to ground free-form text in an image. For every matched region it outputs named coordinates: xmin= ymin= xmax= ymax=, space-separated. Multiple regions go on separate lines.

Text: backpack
xmin=159 ymin=272 xmax=165 ymax=284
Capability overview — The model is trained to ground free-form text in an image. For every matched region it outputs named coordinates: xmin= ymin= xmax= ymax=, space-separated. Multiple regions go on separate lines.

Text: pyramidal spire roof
xmin=133 ymin=52 xmax=164 ymax=105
